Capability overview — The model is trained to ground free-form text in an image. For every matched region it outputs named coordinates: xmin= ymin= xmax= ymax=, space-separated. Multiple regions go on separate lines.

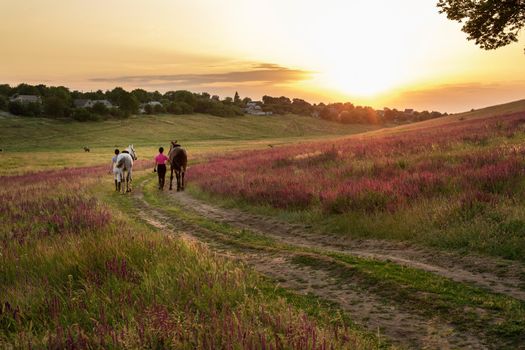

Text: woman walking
xmin=154 ymin=147 xmax=169 ymax=190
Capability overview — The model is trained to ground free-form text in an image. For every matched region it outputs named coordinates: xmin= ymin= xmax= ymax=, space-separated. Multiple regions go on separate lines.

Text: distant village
xmin=2 ymin=83 xmax=446 ymax=124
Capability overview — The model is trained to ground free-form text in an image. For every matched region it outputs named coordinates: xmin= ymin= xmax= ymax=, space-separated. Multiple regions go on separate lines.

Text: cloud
xmin=384 ymin=82 xmax=525 ymax=113
xmin=91 ymin=63 xmax=313 ymax=87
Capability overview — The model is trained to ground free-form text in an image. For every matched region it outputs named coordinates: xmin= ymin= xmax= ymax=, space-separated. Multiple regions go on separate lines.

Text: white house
xmin=10 ymin=94 xmax=41 ymax=104
xmin=245 ymin=102 xmax=272 ymax=116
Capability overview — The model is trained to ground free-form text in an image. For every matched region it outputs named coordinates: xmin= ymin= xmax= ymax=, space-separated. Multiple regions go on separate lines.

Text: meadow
xmin=0 ymin=165 xmax=379 ymax=349
xmin=0 ymin=112 xmax=378 ymax=175
xmin=2 ymin=104 xmax=525 ymax=348
xmin=188 ymin=111 xmax=525 ymax=260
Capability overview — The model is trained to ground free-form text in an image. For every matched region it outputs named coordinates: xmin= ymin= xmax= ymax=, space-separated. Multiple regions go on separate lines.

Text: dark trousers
xmin=157 ymin=164 xmax=167 ymax=189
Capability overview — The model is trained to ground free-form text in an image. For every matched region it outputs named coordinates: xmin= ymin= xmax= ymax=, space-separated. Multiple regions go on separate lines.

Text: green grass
xmin=0 ymin=112 xmax=378 ymax=174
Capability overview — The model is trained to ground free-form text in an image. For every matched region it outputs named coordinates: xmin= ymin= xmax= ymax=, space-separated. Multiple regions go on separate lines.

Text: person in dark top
xmin=110 ymin=149 xmax=120 ymax=191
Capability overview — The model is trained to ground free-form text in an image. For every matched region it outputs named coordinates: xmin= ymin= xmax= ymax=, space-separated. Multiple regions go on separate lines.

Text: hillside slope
xmin=367 ymin=98 xmax=525 ymax=137
xmin=0 ymin=113 xmax=379 ymax=174
xmin=188 ymin=106 xmax=525 ymax=261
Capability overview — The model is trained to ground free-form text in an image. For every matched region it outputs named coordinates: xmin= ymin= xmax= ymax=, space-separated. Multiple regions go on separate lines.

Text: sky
xmin=1 ymin=0 xmax=524 ymax=113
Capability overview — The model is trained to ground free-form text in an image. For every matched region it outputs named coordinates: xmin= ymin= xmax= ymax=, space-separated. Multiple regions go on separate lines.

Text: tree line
xmin=0 ymin=84 xmax=245 ymax=121
xmin=260 ymin=96 xmax=446 ymax=124
xmin=0 ymin=83 xmax=445 ymax=124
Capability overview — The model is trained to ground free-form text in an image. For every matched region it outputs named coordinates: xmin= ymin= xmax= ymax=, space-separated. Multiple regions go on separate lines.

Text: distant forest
xmin=0 ymin=83 xmax=446 ymax=124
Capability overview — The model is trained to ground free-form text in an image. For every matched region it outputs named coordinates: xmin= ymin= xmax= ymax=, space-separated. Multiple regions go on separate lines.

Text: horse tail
xmin=116 ymin=158 xmax=124 ymax=168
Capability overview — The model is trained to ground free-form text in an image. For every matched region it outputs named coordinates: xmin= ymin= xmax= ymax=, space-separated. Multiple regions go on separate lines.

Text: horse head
xmin=168 ymin=140 xmax=177 ymax=154
xmin=128 ymin=144 xmax=138 ymax=160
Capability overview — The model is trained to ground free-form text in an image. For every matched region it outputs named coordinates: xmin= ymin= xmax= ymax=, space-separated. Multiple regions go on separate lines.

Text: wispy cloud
xmin=385 ymin=82 xmax=525 ymax=113
xmin=91 ymin=63 xmax=313 ymax=87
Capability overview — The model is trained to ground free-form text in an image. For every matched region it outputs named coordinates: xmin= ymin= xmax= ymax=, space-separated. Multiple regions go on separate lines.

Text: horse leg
xmin=169 ymin=168 xmax=174 ymax=190
xmin=181 ymin=170 xmax=185 ymax=191
xmin=121 ymin=171 xmax=127 ymax=194
xmin=126 ymin=172 xmax=132 ymax=192
xmin=176 ymin=171 xmax=181 ymax=191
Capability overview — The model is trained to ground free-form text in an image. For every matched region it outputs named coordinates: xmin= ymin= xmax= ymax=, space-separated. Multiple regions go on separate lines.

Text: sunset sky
xmin=1 ymin=0 xmax=524 ymax=113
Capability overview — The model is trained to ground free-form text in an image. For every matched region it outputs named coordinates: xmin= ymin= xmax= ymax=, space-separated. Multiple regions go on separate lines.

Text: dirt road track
xmin=125 ymin=178 xmax=525 ymax=348
xmin=174 ymin=191 xmax=525 ymax=302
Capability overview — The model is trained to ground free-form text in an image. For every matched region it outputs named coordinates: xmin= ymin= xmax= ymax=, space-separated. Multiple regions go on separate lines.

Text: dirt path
xmin=129 ymin=180 xmax=495 ymax=349
xmin=174 ymin=192 xmax=525 ymax=301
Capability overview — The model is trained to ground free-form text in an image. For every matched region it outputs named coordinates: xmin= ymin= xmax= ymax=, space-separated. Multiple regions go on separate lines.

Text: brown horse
xmin=168 ymin=140 xmax=187 ymax=191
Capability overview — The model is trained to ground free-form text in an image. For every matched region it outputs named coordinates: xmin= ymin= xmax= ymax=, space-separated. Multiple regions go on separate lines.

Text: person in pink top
xmin=153 ymin=147 xmax=170 ymax=190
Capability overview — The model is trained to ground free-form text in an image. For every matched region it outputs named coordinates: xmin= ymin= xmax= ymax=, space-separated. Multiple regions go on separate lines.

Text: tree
xmin=164 ymin=90 xmax=196 ymax=106
xmin=107 ymin=87 xmax=127 ymax=104
xmin=0 ymin=84 xmax=12 ymax=97
xmin=144 ymin=104 xmax=154 ymax=115
xmin=44 ymin=96 xmax=68 ymax=118
xmin=153 ymin=103 xmax=165 ymax=114
xmin=0 ymin=95 xmax=7 ymax=111
xmin=47 ymin=86 xmax=71 ymax=103
xmin=177 ymin=102 xmax=193 ymax=114
xmin=119 ymin=93 xmax=139 ymax=115
xmin=241 ymin=97 xmax=252 ymax=106
xmin=8 ymin=101 xmax=41 ymax=117
xmin=437 ymin=0 xmax=525 ymax=50
xmin=25 ymin=102 xmax=42 ymax=117
xmin=91 ymin=102 xmax=109 ymax=115
xmin=131 ymin=88 xmax=150 ymax=103
xmin=16 ymin=83 xmax=39 ymax=96
xmin=234 ymin=91 xmax=241 ymax=105
xmin=8 ymin=101 xmax=25 ymax=115
xmin=108 ymin=87 xmax=139 ymax=115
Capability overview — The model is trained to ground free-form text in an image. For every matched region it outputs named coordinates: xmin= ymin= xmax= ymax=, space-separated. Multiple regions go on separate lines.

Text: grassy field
xmin=3 ymin=104 xmax=525 ymax=348
xmin=187 ymin=108 xmax=525 ymax=261
xmin=0 ymin=112 xmax=378 ymax=175
xmin=106 ymin=168 xmax=524 ymax=348
xmin=0 ymin=166 xmax=382 ymax=349
xmin=0 ymin=113 xmax=390 ymax=348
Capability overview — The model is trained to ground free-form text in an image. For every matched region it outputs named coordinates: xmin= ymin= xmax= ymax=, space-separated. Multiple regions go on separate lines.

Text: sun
xmin=319 ymin=55 xmax=411 ymax=98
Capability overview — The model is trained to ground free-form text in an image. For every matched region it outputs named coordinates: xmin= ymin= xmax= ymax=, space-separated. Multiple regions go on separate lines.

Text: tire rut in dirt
xmin=173 ymin=191 xmax=525 ymax=301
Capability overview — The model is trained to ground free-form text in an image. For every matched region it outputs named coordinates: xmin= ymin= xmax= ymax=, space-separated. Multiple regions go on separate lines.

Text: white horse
xmin=115 ymin=144 xmax=137 ymax=193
